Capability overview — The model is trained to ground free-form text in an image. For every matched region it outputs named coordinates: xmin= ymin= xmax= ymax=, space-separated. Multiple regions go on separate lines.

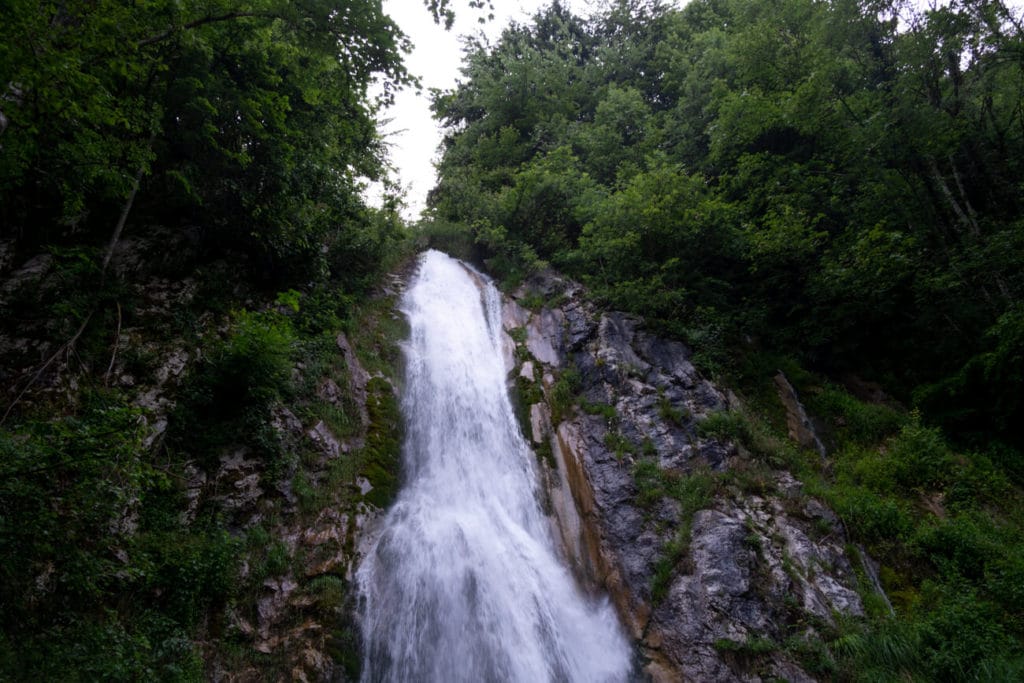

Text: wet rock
xmin=562 ymin=292 xmax=598 ymax=352
xmin=181 ymin=463 xmax=207 ymax=525
xmin=502 ymin=298 xmax=530 ymax=331
xmin=210 ymin=447 xmax=263 ymax=514
xmin=316 ymin=377 xmax=343 ymax=405
xmin=0 ymin=239 xmax=14 ymax=275
xmin=526 ymin=307 xmax=563 ymax=367
xmin=337 ymin=332 xmax=370 ymax=427
xmin=256 ymin=575 xmax=299 ymax=647
xmin=0 ymin=253 xmax=53 ymax=304
xmin=155 ymin=348 xmax=189 ymax=385
xmin=774 ymin=371 xmax=826 ymax=457
xmin=356 ymin=476 xmax=374 ymax=496
xmin=529 ymin=403 xmax=551 ymax=445
xmin=271 ymin=405 xmax=303 ymax=437
xmin=596 ymin=313 xmax=650 ymax=377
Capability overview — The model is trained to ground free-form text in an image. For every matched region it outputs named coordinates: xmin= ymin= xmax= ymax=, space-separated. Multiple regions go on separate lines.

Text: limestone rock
xmin=308 ymin=420 xmax=342 ymax=459
xmin=337 ymin=332 xmax=370 ymax=427
xmin=507 ymin=272 xmax=867 ymax=681
xmin=209 ymin=447 xmax=263 ymax=515
xmin=501 ymin=298 xmax=530 ymax=331
xmin=529 ymin=402 xmax=551 ymax=445
xmin=519 ymin=360 xmax=535 ymax=381
xmin=526 ymin=307 xmax=563 ymax=367
xmin=774 ymin=371 xmax=826 ymax=457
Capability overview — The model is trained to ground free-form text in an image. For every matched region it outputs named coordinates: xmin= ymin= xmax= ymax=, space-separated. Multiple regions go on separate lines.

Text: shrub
xmin=808 ymin=385 xmax=904 ymax=445
xmin=831 ymin=487 xmax=913 ymax=546
xmin=169 ymin=309 xmax=295 ymax=469
xmin=550 ymin=367 xmax=582 ymax=423
xmin=886 ymin=416 xmax=954 ymax=492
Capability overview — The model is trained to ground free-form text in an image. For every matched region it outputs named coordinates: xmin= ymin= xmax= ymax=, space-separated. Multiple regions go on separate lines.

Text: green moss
xmin=356 ymin=377 xmax=403 ymax=508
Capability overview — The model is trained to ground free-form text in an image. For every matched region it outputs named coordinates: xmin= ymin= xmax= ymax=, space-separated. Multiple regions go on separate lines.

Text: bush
xmin=885 ymin=416 xmax=954 ymax=492
xmin=550 ymin=367 xmax=582 ymax=423
xmin=808 ymin=385 xmax=904 ymax=445
xmin=169 ymin=309 xmax=295 ymax=469
xmin=831 ymin=487 xmax=913 ymax=546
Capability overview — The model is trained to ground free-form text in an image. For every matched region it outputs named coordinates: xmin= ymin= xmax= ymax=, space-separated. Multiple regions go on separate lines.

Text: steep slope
xmin=0 ymin=231 xmax=411 ymax=680
xmin=502 ymin=270 xmax=871 ymax=681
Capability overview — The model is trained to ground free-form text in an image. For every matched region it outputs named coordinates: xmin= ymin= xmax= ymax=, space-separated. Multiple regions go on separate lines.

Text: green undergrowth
xmin=704 ymin=352 xmax=1024 ymax=680
xmin=0 ymin=390 xmax=238 ymax=680
xmin=0 ymin=250 xmax=412 ymax=679
xmin=619 ymin=348 xmax=1024 ymax=679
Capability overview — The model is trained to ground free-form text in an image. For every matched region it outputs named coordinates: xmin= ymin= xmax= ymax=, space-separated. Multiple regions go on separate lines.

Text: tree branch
xmin=137 ymin=12 xmax=280 ymax=48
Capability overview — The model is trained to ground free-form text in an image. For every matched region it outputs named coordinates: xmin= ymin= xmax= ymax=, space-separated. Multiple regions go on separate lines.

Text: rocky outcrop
xmin=502 ymin=270 xmax=867 ymax=682
xmin=774 ymin=372 xmax=827 ymax=458
xmin=0 ymin=231 xmax=409 ymax=682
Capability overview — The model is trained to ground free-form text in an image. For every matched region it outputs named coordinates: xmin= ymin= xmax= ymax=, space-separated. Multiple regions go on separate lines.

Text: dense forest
xmin=2 ymin=0 xmax=1024 ymax=679
xmin=429 ymin=0 xmax=1024 ymax=451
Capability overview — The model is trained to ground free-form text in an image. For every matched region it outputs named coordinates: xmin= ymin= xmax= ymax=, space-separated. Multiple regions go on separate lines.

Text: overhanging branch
xmin=138 ymin=11 xmax=280 ymax=47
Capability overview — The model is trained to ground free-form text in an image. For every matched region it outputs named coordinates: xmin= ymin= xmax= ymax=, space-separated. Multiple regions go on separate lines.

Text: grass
xmin=710 ymin=352 xmax=1024 ymax=681
xmin=632 ymin=459 xmax=717 ymax=602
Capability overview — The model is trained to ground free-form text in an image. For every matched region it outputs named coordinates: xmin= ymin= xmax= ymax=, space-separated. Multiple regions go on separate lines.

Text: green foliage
xmin=0 ymin=0 xmax=413 ymax=286
xmin=549 ymin=367 xmax=582 ymax=423
xmin=713 ymin=636 xmax=776 ymax=656
xmin=356 ymin=377 xmax=403 ymax=508
xmin=657 ymin=392 xmax=689 ymax=427
xmin=603 ymin=430 xmax=638 ymax=460
xmin=415 ymin=219 xmax=477 ymax=261
xmin=306 ymin=575 xmax=347 ymax=613
xmin=580 ymin=399 xmax=616 ymax=421
xmin=632 ymin=459 xmax=717 ymax=603
xmin=276 ymin=289 xmax=302 ymax=313
xmin=0 ymin=393 xmax=242 ymax=679
xmin=169 ymin=309 xmax=295 ymax=470
xmin=430 ymin=0 xmax=1024 ymax=452
xmin=698 ymin=407 xmax=793 ymax=467
xmin=806 ymin=386 xmax=905 ymax=446
xmin=139 ymin=528 xmax=240 ymax=627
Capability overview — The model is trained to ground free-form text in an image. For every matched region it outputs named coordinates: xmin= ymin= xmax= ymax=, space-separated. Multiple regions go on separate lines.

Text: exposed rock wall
xmin=501 ymin=271 xmax=866 ymax=682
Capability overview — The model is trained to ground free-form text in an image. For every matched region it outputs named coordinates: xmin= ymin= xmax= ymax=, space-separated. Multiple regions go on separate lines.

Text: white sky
xmin=368 ymin=0 xmax=1023 ymax=221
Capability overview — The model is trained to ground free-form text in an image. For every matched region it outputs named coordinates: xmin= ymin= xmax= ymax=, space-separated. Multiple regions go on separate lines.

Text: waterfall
xmin=357 ymin=250 xmax=632 ymax=682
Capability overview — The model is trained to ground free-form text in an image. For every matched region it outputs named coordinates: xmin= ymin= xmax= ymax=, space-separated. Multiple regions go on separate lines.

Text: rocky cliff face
xmin=0 ymin=233 xmax=410 ymax=682
xmin=500 ymin=271 xmax=867 ymax=682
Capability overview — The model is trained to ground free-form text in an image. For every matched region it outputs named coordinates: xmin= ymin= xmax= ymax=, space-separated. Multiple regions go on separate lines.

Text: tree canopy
xmin=429 ymin=0 xmax=1024 ymax=450
xmin=0 ymin=0 xmax=416 ymax=285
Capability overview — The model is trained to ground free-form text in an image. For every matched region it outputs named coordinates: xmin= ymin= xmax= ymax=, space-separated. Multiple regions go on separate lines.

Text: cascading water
xmin=357 ymin=250 xmax=632 ymax=682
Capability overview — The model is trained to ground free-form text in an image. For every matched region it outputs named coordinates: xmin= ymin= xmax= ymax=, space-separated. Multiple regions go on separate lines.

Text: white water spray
xmin=358 ymin=250 xmax=632 ymax=682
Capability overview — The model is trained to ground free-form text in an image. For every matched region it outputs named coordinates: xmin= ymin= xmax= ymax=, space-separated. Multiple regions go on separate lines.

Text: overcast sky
xmin=369 ymin=0 xmax=1022 ymax=221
